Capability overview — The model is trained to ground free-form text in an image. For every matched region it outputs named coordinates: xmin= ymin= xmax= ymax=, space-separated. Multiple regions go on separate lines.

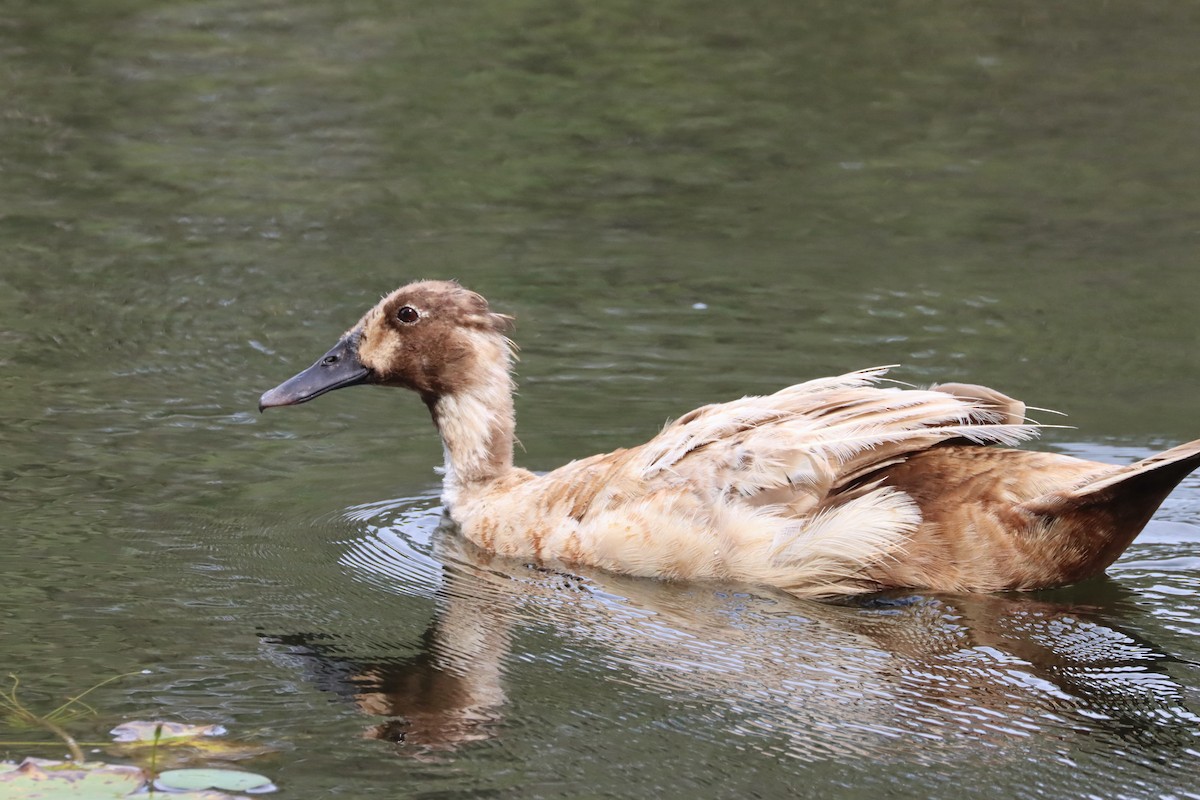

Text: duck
xmin=259 ymin=279 xmax=1200 ymax=598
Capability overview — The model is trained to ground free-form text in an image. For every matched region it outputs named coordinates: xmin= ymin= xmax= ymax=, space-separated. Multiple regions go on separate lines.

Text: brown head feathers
xmin=352 ymin=280 xmax=515 ymax=398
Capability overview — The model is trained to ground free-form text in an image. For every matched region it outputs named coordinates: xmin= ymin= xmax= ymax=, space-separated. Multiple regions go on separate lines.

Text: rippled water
xmin=3 ymin=1 xmax=1200 ymax=797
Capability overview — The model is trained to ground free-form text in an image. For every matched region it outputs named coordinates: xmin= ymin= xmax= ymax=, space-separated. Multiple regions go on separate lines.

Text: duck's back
xmin=865 ymin=440 xmax=1200 ymax=593
xmin=453 ymin=368 xmax=1045 ymax=594
xmin=859 ymin=446 xmax=1108 ymax=592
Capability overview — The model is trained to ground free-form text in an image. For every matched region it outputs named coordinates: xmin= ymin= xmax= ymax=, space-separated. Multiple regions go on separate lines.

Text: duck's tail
xmin=1018 ymin=439 xmax=1200 ymax=581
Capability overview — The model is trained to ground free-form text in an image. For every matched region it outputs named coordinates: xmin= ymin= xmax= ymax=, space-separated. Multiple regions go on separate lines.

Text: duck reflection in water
xmin=262 ymin=519 xmax=1200 ymax=760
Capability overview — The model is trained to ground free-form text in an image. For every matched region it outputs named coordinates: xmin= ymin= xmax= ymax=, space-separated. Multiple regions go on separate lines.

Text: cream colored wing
xmin=621 ymin=368 xmax=1043 ymax=594
xmin=639 ymin=366 xmax=1041 ymax=506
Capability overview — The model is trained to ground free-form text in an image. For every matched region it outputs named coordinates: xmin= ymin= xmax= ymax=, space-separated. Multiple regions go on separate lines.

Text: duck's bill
xmin=259 ymin=336 xmax=371 ymax=411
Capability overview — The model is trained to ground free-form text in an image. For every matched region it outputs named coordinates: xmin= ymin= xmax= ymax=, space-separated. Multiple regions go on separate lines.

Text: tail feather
xmin=1015 ymin=439 xmax=1200 ymax=581
xmin=1022 ymin=439 xmax=1200 ymax=515
xmin=1072 ymin=439 xmax=1200 ymax=500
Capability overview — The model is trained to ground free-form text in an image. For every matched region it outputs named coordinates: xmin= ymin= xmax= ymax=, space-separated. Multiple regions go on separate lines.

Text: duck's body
xmin=260 ymin=280 xmax=1200 ymax=598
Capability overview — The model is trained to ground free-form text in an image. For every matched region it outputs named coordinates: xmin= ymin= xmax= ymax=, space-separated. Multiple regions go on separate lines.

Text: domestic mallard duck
xmin=259 ymin=280 xmax=1200 ymax=598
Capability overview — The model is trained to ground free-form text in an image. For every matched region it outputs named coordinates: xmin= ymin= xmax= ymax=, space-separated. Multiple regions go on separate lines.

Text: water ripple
xmin=274 ymin=501 xmax=1200 ymax=766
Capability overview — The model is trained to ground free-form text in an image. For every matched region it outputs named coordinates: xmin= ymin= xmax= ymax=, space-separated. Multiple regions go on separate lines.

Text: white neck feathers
xmin=429 ymin=334 xmax=516 ymax=506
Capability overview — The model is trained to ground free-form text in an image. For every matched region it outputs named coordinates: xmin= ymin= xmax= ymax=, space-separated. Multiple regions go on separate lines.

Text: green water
xmin=2 ymin=1 xmax=1199 ymax=797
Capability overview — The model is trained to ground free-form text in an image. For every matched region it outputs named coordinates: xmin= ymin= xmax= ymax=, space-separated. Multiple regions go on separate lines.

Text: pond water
xmin=3 ymin=1 xmax=1200 ymax=797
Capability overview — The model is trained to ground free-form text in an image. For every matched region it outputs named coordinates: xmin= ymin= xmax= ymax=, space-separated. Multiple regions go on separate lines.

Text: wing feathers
xmin=641 ymin=368 xmax=1041 ymax=499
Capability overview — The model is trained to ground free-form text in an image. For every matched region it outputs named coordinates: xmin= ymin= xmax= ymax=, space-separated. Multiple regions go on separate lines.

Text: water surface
xmin=2 ymin=1 xmax=1199 ymax=797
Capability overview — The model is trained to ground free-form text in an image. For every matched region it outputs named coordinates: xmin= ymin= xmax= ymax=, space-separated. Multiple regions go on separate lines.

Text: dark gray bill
xmin=259 ymin=335 xmax=370 ymax=411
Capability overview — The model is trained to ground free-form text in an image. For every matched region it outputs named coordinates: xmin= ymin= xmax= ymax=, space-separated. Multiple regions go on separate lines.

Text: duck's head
xmin=259 ymin=280 xmax=513 ymax=412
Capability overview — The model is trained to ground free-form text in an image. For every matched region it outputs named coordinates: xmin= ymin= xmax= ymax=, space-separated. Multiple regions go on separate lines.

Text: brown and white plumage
xmin=260 ymin=280 xmax=1200 ymax=598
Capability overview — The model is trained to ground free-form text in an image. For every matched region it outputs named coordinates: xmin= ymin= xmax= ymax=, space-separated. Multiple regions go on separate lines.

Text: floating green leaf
xmin=153 ymin=768 xmax=277 ymax=794
xmin=0 ymin=758 xmax=261 ymax=799
xmin=109 ymin=721 xmax=227 ymax=744
xmin=106 ymin=721 xmax=274 ymax=768
xmin=0 ymin=757 xmax=146 ymax=799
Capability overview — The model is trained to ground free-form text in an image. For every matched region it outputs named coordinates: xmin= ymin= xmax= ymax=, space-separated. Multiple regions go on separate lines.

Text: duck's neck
xmin=426 ymin=343 xmax=516 ymax=505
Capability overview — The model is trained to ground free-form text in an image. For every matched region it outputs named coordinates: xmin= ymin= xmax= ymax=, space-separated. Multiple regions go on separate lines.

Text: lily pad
xmin=110 ymin=721 xmax=227 ymax=744
xmin=153 ymin=768 xmax=277 ymax=794
xmin=0 ymin=757 xmax=146 ymax=799
xmin=107 ymin=721 xmax=273 ymax=767
xmin=0 ymin=758 xmax=258 ymax=799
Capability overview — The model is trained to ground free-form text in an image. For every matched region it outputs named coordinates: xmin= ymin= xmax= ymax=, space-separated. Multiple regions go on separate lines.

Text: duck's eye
xmin=397 ymin=306 xmax=420 ymax=324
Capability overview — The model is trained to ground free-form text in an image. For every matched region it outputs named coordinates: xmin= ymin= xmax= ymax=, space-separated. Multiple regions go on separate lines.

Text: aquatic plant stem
xmin=45 ymin=671 xmax=141 ymax=722
xmin=32 ymin=716 xmax=85 ymax=762
xmin=1 ymin=677 xmax=85 ymax=762
xmin=2 ymin=672 xmax=138 ymax=763
xmin=150 ymin=722 xmax=163 ymax=775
